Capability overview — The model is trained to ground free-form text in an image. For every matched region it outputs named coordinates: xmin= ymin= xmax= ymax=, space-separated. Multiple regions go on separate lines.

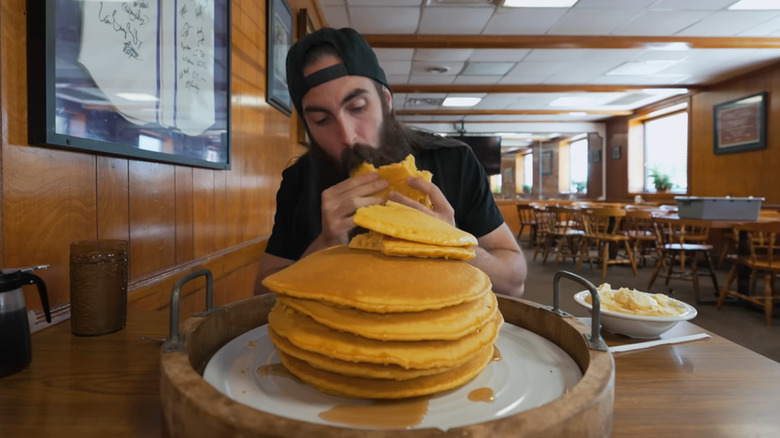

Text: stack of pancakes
xmin=262 ymin=158 xmax=501 ymax=399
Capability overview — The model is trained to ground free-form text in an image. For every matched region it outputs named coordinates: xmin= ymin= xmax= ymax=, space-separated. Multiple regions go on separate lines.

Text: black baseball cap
xmin=286 ymin=27 xmax=390 ymax=119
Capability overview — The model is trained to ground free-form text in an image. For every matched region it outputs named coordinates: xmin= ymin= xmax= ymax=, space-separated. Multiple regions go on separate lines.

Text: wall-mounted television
xmin=453 ymin=136 xmax=502 ymax=175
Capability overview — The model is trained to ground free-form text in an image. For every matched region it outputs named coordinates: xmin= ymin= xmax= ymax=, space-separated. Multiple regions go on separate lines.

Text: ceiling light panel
xmin=729 ymin=0 xmax=780 ymax=10
xmin=503 ymin=0 xmax=578 ymax=7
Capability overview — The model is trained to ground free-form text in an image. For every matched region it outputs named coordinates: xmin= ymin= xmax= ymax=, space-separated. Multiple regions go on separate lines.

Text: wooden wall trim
xmin=128 ymin=236 xmax=268 ymax=310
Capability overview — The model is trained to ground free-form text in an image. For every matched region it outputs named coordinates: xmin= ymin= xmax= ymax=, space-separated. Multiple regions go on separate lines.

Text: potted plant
xmin=649 ymin=168 xmax=672 ymax=192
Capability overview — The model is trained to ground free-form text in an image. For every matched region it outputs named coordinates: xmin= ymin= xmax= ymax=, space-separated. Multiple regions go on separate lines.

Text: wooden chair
xmin=531 ymin=205 xmax=551 ymax=262
xmin=540 ymin=205 xmax=584 ymax=268
xmin=515 ymin=204 xmax=538 ymax=247
xmin=576 ymin=207 xmax=637 ymax=278
xmin=648 ymin=216 xmax=719 ymax=304
xmin=717 ymin=221 xmax=780 ymax=326
xmin=623 ymin=209 xmax=657 ymax=267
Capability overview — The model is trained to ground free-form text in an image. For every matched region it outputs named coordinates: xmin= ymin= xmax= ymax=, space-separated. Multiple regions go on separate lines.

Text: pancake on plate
xmin=277 ymin=344 xmax=494 ymax=399
xmin=268 ymin=301 xmax=503 ymax=370
xmin=262 ymin=246 xmax=490 ymax=313
xmin=276 ymin=291 xmax=497 ymax=341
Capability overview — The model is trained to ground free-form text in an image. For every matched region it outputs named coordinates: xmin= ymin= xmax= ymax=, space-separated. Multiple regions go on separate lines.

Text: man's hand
xmin=388 ymin=177 xmax=456 ymax=227
xmin=317 ymin=172 xmax=388 ymax=247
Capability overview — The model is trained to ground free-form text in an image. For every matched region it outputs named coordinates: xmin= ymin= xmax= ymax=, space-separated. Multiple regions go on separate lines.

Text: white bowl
xmin=573 ymin=290 xmax=697 ymax=339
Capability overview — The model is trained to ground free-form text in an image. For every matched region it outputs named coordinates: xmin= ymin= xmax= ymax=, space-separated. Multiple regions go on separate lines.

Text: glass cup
xmin=69 ymin=240 xmax=128 ymax=336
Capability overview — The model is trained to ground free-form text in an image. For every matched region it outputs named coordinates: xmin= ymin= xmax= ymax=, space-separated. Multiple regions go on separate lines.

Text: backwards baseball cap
xmin=286 ymin=27 xmax=390 ymax=118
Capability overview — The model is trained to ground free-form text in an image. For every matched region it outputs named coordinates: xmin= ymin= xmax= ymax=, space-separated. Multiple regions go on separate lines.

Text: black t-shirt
xmin=265 ymin=143 xmax=504 ymax=260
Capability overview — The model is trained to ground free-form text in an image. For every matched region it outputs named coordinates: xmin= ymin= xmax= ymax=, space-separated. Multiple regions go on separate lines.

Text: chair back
xmin=579 ymin=207 xmax=626 ymax=237
xmin=516 ymin=204 xmax=537 ymax=226
xmin=734 ymin=221 xmax=780 ymax=268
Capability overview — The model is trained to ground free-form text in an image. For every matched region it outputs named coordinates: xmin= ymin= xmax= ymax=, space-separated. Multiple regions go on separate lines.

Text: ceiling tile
xmin=418 ymin=7 xmax=495 ymax=34
xmin=548 ymin=8 xmax=641 ymax=35
xmin=613 ymin=11 xmax=711 ymax=36
xmin=677 ymin=11 xmax=780 ymax=36
xmin=320 ymin=5 xmax=350 ymax=28
xmin=349 ymin=0 xmax=423 ymax=5
xmin=651 ymin=0 xmax=736 ymax=10
xmin=454 ymin=75 xmax=506 ymax=84
xmin=461 ymin=62 xmax=516 ymax=75
xmin=415 ymin=48 xmax=474 ymax=61
xmin=408 ymin=74 xmax=458 ymax=85
xmin=348 ymin=7 xmax=421 ymax=34
xmin=374 ymin=48 xmax=415 ymax=62
xmin=468 ymin=49 xmax=532 ymax=62
xmin=573 ymin=0 xmax=656 ymax=7
xmin=380 ymin=60 xmax=413 ymax=75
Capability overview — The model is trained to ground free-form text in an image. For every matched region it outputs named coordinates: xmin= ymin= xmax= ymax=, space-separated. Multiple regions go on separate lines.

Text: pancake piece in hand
xmin=354 ymin=201 xmax=477 ymax=247
xmin=276 ymin=291 xmax=497 ymax=341
xmin=268 ymin=301 xmax=503 ymax=369
xmin=350 ymin=154 xmax=433 ymax=208
xmin=277 ymin=344 xmax=494 ymax=399
xmin=262 ymin=246 xmax=490 ymax=312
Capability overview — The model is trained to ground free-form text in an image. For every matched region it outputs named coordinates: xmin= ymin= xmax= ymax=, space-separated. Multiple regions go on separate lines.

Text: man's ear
xmin=382 ymin=86 xmax=393 ymax=111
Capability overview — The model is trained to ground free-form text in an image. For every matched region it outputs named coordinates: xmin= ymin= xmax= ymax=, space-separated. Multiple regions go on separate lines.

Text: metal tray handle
xmin=162 ymin=268 xmax=223 ymax=353
xmin=542 ymin=270 xmax=608 ymax=352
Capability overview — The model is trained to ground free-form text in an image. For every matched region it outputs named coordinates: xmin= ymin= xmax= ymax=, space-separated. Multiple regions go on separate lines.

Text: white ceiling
xmin=319 ymin=0 xmax=780 ymax=143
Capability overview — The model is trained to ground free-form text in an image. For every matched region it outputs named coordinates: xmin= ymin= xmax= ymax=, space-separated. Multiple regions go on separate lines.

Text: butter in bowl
xmin=573 ymin=284 xmax=697 ymax=339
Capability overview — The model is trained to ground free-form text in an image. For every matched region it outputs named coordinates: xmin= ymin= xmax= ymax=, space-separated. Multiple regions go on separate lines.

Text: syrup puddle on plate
xmin=319 ymin=397 xmax=430 ymax=429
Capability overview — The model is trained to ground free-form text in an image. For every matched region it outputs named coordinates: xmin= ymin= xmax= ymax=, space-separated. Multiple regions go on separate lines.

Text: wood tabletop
xmin=2 ymin=310 xmax=779 ymax=437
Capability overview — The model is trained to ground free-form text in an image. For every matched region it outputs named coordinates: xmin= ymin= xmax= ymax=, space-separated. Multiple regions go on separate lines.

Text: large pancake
xmin=277 ymin=344 xmax=494 ymax=399
xmin=268 ymin=327 xmax=457 ymax=380
xmin=268 ymin=302 xmax=503 ymax=369
xmin=276 ymin=292 xmax=497 ymax=341
xmin=262 ymin=246 xmax=491 ymax=312
xmin=350 ymin=155 xmax=433 ymax=209
xmin=354 ymin=201 xmax=478 ymax=247
xmin=348 ymin=231 xmax=475 ymax=260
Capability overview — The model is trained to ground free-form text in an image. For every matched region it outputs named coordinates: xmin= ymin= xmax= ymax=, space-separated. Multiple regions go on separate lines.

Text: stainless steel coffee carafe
xmin=0 ymin=266 xmax=51 ymax=378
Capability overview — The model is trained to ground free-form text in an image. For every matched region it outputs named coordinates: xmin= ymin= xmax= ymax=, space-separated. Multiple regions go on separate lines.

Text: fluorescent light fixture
xmin=728 ymin=0 xmax=780 ymax=10
xmin=495 ymin=132 xmax=533 ymax=138
xmin=116 ymin=92 xmax=158 ymax=102
xmin=606 ymin=60 xmax=677 ymax=76
xmin=641 ymin=88 xmax=689 ymax=95
xmin=567 ymin=111 xmax=588 ymax=116
xmin=549 ymin=96 xmax=593 ymax=106
xmin=442 ymin=97 xmax=481 ymax=107
xmin=504 ymin=0 xmax=578 ymax=7
xmin=646 ymin=42 xmax=690 ymax=51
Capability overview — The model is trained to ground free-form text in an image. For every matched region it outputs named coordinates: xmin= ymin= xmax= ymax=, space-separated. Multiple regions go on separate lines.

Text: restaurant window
xmin=643 ymin=111 xmax=688 ymax=193
xmin=523 ymin=153 xmax=533 ymax=192
xmin=569 ymin=138 xmax=588 ymax=194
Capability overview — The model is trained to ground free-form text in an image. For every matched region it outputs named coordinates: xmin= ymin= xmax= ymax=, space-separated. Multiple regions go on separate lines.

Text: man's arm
xmin=254 ymin=252 xmax=294 ymax=295
xmin=469 ymin=223 xmax=526 ymax=298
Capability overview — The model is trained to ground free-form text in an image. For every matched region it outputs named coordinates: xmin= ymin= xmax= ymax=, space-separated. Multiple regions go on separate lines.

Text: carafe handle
xmin=19 ymin=272 xmax=51 ymax=323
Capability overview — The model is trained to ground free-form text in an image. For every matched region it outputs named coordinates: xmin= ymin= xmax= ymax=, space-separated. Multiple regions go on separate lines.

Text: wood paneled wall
xmin=689 ymin=63 xmax=780 ymax=204
xmin=0 ymin=0 xmax=324 ymax=324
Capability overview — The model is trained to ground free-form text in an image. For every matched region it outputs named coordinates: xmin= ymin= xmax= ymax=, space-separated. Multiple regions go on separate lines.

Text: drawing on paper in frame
xmin=713 ymin=92 xmax=767 ymax=155
xmin=26 ymin=0 xmax=232 ymax=169
xmin=267 ymin=0 xmax=293 ymax=116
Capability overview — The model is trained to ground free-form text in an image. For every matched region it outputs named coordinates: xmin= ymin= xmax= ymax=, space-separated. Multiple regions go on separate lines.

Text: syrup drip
xmin=467 ymin=387 xmax=495 ymax=403
xmin=319 ymin=397 xmax=430 ymax=428
xmin=492 ymin=346 xmax=502 ymax=362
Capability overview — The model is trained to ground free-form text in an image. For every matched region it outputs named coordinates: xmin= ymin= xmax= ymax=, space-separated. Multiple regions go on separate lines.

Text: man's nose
xmin=334 ymin=116 xmax=358 ymax=146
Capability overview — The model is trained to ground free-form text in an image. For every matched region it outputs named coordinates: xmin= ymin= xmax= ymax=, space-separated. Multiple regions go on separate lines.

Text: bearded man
xmin=255 ymin=27 xmax=526 ymax=297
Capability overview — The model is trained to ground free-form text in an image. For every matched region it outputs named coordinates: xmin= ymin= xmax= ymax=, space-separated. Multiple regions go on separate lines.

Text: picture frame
xmin=713 ymin=92 xmax=767 ymax=155
xmin=26 ymin=0 xmax=232 ymax=169
xmin=267 ymin=0 xmax=293 ymax=116
xmin=591 ymin=149 xmax=602 ymax=163
xmin=611 ymin=146 xmax=622 ymax=160
xmin=541 ymin=150 xmax=553 ymax=176
xmin=296 ymin=8 xmax=315 ymax=146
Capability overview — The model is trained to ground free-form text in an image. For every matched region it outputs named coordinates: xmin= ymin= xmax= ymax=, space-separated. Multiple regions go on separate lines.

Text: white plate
xmin=203 ymin=323 xmax=582 ymax=431
xmin=573 ymin=290 xmax=697 ymax=339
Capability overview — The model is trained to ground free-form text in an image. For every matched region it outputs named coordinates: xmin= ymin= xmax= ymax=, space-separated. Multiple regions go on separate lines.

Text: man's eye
xmin=312 ymin=117 xmax=329 ymax=126
xmin=349 ymin=104 xmax=366 ymax=113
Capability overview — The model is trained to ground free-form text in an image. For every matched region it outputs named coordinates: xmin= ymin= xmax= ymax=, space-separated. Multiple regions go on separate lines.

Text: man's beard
xmin=308 ymin=106 xmax=414 ymax=178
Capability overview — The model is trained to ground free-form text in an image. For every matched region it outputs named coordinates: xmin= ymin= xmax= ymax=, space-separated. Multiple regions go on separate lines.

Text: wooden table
xmin=2 ymin=311 xmax=779 ymax=437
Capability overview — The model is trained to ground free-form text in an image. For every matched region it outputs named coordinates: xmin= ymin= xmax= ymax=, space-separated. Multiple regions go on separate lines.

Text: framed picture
xmin=296 ymin=8 xmax=315 ymax=146
xmin=713 ymin=92 xmax=767 ymax=155
xmin=541 ymin=150 xmax=553 ymax=176
xmin=267 ymin=0 xmax=293 ymax=116
xmin=26 ymin=0 xmax=232 ymax=169
xmin=591 ymin=149 xmax=602 ymax=163
xmin=611 ymin=146 xmax=622 ymax=160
